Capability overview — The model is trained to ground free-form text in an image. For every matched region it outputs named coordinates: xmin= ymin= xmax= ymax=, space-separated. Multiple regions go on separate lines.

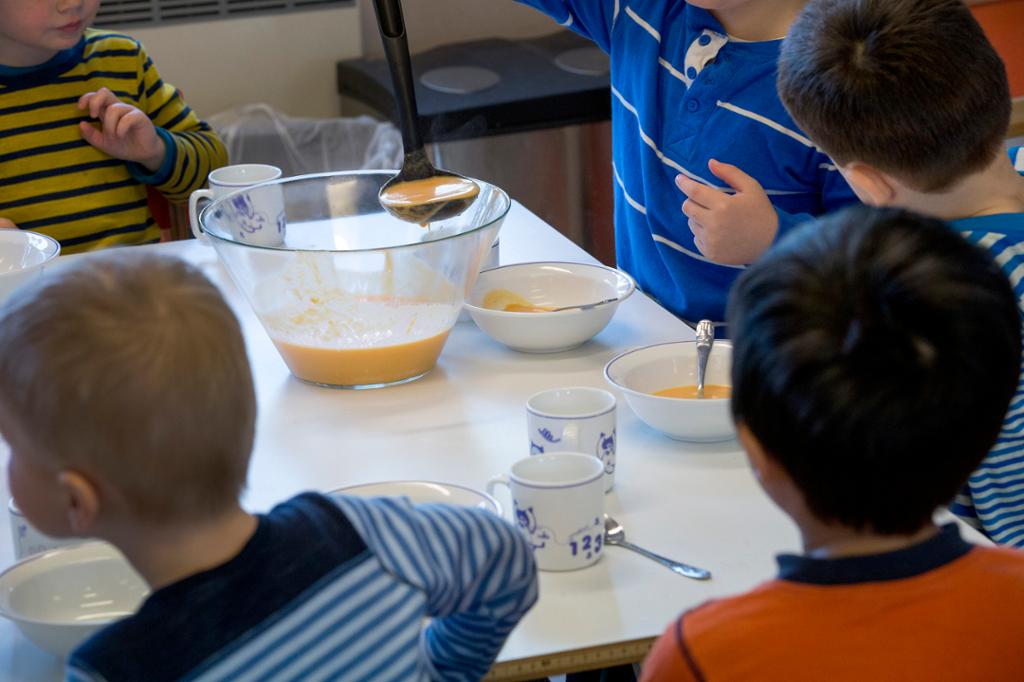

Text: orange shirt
xmin=641 ymin=526 xmax=1024 ymax=681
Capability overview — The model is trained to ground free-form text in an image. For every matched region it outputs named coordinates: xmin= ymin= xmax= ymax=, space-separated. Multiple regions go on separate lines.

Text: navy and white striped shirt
xmin=950 ymin=147 xmax=1024 ymax=548
xmin=517 ymin=0 xmax=857 ymax=323
xmin=66 ymin=493 xmax=538 ymax=681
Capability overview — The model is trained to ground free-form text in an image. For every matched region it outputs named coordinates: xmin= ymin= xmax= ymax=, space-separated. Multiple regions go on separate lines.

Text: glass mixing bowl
xmin=198 ymin=171 xmax=509 ymax=388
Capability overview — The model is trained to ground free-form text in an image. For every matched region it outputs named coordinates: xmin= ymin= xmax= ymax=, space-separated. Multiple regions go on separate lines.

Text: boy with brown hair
xmin=0 ymin=253 xmax=537 ymax=682
xmin=777 ymin=0 xmax=1024 ymax=547
xmin=642 ymin=207 xmax=1024 ymax=681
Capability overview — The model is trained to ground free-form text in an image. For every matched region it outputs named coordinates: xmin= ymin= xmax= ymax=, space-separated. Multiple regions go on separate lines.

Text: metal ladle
xmin=695 ymin=319 xmax=715 ymax=399
xmin=372 ymin=0 xmax=480 ymax=224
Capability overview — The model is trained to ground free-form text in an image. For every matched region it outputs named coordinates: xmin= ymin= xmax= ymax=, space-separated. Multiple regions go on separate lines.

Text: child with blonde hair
xmin=0 ymin=253 xmax=537 ymax=681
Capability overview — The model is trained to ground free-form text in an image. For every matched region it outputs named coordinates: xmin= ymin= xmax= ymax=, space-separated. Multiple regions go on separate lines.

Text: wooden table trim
xmin=487 ymin=637 xmax=656 ymax=681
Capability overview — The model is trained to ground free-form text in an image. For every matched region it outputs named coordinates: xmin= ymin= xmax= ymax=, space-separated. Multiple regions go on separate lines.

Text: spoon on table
xmin=372 ymin=0 xmax=480 ymax=224
xmin=604 ymin=515 xmax=711 ymax=580
xmin=695 ymin=319 xmax=715 ymax=399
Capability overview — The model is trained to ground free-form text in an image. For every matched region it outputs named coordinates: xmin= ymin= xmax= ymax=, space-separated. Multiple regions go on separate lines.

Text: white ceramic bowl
xmin=0 ymin=541 xmax=148 ymax=659
xmin=465 ymin=262 xmax=635 ymax=353
xmin=331 ymin=480 xmax=502 ymax=516
xmin=0 ymin=231 xmax=60 ymax=304
xmin=604 ymin=341 xmax=736 ymax=442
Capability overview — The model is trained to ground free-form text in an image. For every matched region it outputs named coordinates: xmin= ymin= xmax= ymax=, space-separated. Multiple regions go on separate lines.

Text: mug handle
xmin=188 ymin=188 xmax=214 ymax=243
xmin=486 ymin=475 xmax=512 ymax=519
xmin=485 ymin=475 xmax=510 ymax=499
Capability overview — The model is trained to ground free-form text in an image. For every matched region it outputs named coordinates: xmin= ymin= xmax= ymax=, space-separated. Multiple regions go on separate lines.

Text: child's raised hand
xmin=675 ymin=160 xmax=778 ymax=266
xmin=78 ymin=88 xmax=166 ymax=173
xmin=0 ymin=218 xmax=16 ymax=229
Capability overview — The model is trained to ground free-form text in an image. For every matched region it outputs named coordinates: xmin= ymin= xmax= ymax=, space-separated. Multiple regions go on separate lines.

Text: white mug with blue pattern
xmin=189 ymin=163 xmax=285 ymax=246
xmin=487 ymin=453 xmax=605 ymax=571
xmin=526 ymin=387 xmax=617 ymax=492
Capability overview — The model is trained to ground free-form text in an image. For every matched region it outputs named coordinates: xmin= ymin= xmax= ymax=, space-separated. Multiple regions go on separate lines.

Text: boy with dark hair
xmin=641 ymin=206 xmax=1024 ymax=681
xmin=512 ymin=0 xmax=857 ymax=326
xmin=777 ymin=0 xmax=1024 ymax=546
xmin=0 ymin=253 xmax=537 ymax=682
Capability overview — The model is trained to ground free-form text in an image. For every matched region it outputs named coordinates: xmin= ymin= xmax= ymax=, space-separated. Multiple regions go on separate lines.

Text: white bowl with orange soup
xmin=604 ymin=341 xmax=735 ymax=442
xmin=464 ymin=262 xmax=635 ymax=353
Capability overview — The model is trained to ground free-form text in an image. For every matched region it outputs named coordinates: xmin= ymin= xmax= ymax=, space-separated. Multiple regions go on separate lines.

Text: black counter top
xmin=337 ymin=30 xmax=611 ymax=143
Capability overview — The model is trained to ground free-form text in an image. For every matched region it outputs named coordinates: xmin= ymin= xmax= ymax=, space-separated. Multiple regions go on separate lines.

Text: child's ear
xmin=841 ymin=163 xmax=897 ymax=207
xmin=57 ymin=470 xmax=101 ymax=535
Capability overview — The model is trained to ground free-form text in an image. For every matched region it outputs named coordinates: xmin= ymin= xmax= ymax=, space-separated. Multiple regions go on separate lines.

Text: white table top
xmin=0 ymin=201 xmax=985 ymax=680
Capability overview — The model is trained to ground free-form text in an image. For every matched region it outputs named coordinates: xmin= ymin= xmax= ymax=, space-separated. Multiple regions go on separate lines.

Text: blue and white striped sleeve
xmin=331 ymin=496 xmax=539 ymax=681
xmin=515 ymin=0 xmax=618 ymax=51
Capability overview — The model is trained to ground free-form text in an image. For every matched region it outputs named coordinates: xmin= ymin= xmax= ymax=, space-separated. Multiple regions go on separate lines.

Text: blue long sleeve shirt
xmin=517 ymin=0 xmax=858 ymax=322
xmin=66 ymin=493 xmax=538 ymax=682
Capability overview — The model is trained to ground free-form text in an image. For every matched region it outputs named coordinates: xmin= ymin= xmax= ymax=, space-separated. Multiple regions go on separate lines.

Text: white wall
xmin=130 ymin=7 xmax=363 ymax=120
xmin=125 ymin=2 xmax=559 ymax=118
xmin=357 ymin=0 xmax=558 ymax=57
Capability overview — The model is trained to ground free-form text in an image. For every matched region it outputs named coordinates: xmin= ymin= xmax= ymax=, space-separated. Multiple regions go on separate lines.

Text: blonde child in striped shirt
xmin=0 ymin=0 xmax=227 ymax=252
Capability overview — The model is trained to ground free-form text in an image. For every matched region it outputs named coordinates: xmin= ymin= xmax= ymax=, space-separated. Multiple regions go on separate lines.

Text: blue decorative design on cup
xmin=538 ymin=427 xmax=561 ymax=444
xmin=596 ymin=428 xmax=616 ymax=474
xmin=514 ymin=500 xmax=554 ymax=551
xmin=530 ymin=441 xmax=545 ymax=455
xmin=514 ymin=500 xmax=536 ymax=534
xmin=229 ymin=194 xmax=270 ymax=238
xmin=566 ymin=517 xmax=604 ymax=560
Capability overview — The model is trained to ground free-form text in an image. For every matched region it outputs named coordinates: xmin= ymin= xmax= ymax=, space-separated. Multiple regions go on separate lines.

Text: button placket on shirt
xmin=677 ymin=29 xmax=728 ymax=128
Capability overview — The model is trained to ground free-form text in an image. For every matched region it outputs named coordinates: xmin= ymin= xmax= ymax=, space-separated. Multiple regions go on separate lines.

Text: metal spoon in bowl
xmin=372 ymin=0 xmax=480 ymax=224
xmin=695 ymin=319 xmax=715 ymax=399
xmin=483 ymin=288 xmax=618 ymax=313
xmin=548 ymin=297 xmax=619 ymax=312
xmin=604 ymin=515 xmax=711 ymax=580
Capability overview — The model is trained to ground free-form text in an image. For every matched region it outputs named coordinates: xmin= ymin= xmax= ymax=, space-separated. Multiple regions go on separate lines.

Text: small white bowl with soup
xmin=464 ymin=262 xmax=635 ymax=353
xmin=604 ymin=341 xmax=736 ymax=442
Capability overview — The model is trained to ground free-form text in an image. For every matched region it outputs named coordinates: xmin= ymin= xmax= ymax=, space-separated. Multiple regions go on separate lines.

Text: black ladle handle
xmin=372 ymin=0 xmax=424 ymax=155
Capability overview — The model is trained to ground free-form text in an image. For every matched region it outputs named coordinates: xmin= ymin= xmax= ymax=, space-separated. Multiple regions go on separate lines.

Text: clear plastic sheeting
xmin=208 ymin=104 xmax=404 ymax=176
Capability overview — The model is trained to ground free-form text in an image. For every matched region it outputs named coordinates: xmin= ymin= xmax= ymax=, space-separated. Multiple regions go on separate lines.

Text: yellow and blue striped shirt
xmin=0 ymin=29 xmax=227 ymax=253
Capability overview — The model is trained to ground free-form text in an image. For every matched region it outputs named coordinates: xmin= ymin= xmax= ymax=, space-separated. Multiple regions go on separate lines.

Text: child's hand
xmin=675 ymin=160 xmax=778 ymax=265
xmin=78 ymin=88 xmax=166 ymax=173
xmin=0 ymin=218 xmax=16 ymax=229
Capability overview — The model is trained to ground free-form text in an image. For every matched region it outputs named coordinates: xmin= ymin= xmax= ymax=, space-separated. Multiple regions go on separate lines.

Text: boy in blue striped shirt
xmin=0 ymin=253 xmax=538 ymax=681
xmin=515 ymin=0 xmax=858 ymax=325
xmin=778 ymin=0 xmax=1024 ymax=547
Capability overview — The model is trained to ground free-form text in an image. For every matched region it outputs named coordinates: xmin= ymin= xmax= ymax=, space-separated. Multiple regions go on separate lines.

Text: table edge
xmin=486 ymin=637 xmax=656 ymax=680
